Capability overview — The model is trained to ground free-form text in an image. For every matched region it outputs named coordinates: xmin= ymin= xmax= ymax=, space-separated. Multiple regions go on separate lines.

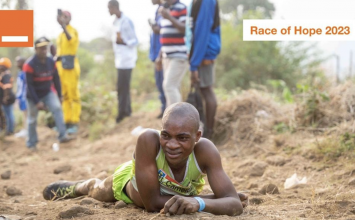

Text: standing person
xmin=188 ymin=0 xmax=221 ymax=139
xmin=56 ymin=10 xmax=81 ymax=134
xmin=24 ymin=37 xmax=73 ymax=149
xmin=14 ymin=56 xmax=28 ymax=138
xmin=156 ymin=0 xmax=188 ymax=107
xmin=0 ymin=58 xmax=16 ymax=136
xmin=108 ymin=0 xmax=138 ymax=123
xmin=149 ymin=0 xmax=166 ymax=119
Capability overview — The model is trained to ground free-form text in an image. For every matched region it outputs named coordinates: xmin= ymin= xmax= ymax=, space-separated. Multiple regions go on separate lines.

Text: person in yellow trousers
xmin=56 ymin=10 xmax=81 ymax=134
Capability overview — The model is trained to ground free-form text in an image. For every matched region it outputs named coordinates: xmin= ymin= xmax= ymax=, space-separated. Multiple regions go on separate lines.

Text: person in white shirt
xmin=108 ymin=0 xmax=138 ymax=123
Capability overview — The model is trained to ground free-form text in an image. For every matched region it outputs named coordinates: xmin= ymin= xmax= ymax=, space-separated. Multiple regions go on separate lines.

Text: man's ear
xmin=195 ymin=130 xmax=202 ymax=142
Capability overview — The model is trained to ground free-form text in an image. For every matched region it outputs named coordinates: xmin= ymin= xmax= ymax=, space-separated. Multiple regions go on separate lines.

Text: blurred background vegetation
xmin=0 ymin=0 xmax=345 ymax=140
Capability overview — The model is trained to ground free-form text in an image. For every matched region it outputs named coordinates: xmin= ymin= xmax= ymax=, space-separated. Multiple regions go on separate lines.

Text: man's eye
xmin=161 ymin=134 xmax=169 ymax=139
xmin=179 ymin=137 xmax=188 ymax=141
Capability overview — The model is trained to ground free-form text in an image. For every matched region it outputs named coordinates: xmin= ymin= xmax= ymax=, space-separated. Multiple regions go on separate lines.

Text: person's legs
xmin=198 ymin=64 xmax=217 ymax=139
xmin=117 ymin=69 xmax=132 ymax=122
xmin=43 ymin=176 xmax=116 ymax=202
xmin=125 ymin=69 xmax=132 ymax=117
xmin=155 ymin=67 xmax=166 ymax=116
xmin=2 ymin=104 xmax=15 ymax=134
xmin=200 ymin=86 xmax=217 ymax=139
xmin=75 ymin=176 xmax=116 ymax=202
xmin=26 ymin=99 xmax=39 ymax=147
xmin=162 ymin=58 xmax=188 ymax=106
xmin=42 ymin=92 xmax=67 ymax=140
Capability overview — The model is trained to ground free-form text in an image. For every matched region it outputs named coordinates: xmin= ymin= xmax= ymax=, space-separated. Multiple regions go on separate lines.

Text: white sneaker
xmin=15 ymin=129 xmax=28 ymax=138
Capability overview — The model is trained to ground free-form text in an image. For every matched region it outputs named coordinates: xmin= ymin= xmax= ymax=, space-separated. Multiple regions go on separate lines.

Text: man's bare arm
xmin=164 ymin=139 xmax=244 ymax=216
xmin=135 ymin=130 xmax=173 ymax=212
xmin=160 ymin=8 xmax=185 ymax=34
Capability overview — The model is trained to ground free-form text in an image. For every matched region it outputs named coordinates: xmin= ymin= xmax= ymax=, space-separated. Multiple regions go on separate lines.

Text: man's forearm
xmin=168 ymin=17 xmax=185 ymax=34
xmin=62 ymin=26 xmax=72 ymax=41
xmin=201 ymin=197 xmax=243 ymax=216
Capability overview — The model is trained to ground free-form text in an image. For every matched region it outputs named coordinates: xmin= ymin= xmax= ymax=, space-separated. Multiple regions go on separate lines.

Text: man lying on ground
xmin=43 ymin=102 xmax=248 ymax=216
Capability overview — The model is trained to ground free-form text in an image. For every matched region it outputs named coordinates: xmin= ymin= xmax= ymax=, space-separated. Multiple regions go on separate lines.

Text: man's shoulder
xmin=24 ymin=56 xmax=36 ymax=70
xmin=138 ymin=129 xmax=160 ymax=142
xmin=194 ymin=138 xmax=220 ymax=167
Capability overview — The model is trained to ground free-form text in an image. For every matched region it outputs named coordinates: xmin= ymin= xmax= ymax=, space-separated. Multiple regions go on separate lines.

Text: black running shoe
xmin=43 ymin=181 xmax=80 ymax=200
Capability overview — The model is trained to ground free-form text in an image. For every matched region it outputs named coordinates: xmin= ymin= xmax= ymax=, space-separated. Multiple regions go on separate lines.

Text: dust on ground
xmin=1 ymin=87 xmax=355 ymax=220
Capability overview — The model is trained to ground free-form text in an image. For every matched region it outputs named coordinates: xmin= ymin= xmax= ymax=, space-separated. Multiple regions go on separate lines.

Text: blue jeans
xmin=27 ymin=92 xmax=67 ymax=147
xmin=155 ymin=68 xmax=166 ymax=113
xmin=1 ymin=104 xmax=15 ymax=133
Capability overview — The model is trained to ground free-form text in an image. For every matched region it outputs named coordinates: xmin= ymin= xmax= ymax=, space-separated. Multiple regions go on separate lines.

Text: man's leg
xmin=117 ymin=69 xmax=132 ymax=122
xmin=26 ymin=99 xmax=39 ymax=148
xmin=198 ymin=64 xmax=217 ymax=139
xmin=2 ymin=104 xmax=15 ymax=134
xmin=42 ymin=92 xmax=67 ymax=140
xmin=75 ymin=176 xmax=116 ymax=202
xmin=155 ymin=67 xmax=166 ymax=116
xmin=43 ymin=176 xmax=116 ymax=202
xmin=60 ymin=72 xmax=72 ymax=127
xmin=163 ymin=58 xmax=188 ymax=106
xmin=200 ymin=86 xmax=217 ymax=138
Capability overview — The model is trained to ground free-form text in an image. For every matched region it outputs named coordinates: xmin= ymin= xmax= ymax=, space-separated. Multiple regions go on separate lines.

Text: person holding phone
xmin=149 ymin=0 xmax=166 ymax=119
xmin=108 ymin=0 xmax=138 ymax=123
xmin=56 ymin=9 xmax=81 ymax=135
xmin=156 ymin=0 xmax=188 ymax=107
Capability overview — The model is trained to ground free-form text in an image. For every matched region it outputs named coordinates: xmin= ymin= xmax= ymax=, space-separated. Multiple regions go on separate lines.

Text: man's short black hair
xmin=109 ymin=0 xmax=119 ymax=8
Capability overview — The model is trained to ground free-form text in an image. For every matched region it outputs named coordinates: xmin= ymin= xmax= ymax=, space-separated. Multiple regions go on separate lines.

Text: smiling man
xmin=43 ymin=102 xmax=247 ymax=216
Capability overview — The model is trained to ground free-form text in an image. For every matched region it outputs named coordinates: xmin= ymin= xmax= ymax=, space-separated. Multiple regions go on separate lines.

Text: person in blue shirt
xmin=149 ymin=0 xmax=166 ymax=119
xmin=188 ymin=0 xmax=221 ymax=139
xmin=14 ymin=56 xmax=28 ymax=138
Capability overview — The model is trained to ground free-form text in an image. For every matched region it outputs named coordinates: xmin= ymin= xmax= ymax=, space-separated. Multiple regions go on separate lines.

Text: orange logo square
xmin=0 ymin=10 xmax=33 ymax=47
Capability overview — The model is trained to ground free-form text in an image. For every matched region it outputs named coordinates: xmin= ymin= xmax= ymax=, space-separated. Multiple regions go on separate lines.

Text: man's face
xmin=160 ymin=117 xmax=200 ymax=166
xmin=35 ymin=46 xmax=48 ymax=60
xmin=151 ymin=0 xmax=161 ymax=5
xmin=108 ymin=3 xmax=116 ymax=15
xmin=16 ymin=60 xmax=24 ymax=69
xmin=0 ymin=65 xmax=6 ymax=72
xmin=57 ymin=14 xmax=70 ymax=25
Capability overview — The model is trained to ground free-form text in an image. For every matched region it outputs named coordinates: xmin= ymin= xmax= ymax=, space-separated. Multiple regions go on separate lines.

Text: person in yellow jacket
xmin=56 ymin=10 xmax=81 ymax=134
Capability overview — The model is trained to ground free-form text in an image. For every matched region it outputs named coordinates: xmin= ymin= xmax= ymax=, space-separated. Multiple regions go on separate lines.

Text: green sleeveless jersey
xmin=131 ymin=146 xmax=206 ymax=196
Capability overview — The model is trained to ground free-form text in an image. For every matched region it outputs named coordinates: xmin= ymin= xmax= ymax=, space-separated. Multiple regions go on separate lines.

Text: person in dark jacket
xmin=24 ymin=37 xmax=73 ymax=149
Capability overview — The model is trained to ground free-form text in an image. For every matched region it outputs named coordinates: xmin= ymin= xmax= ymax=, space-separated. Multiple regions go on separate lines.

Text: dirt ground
xmin=1 ymin=106 xmax=355 ymax=220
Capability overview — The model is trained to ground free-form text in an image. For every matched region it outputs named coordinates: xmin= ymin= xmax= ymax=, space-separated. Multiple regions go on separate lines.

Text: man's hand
xmin=190 ymin=70 xmax=200 ymax=84
xmin=155 ymin=58 xmax=163 ymax=71
xmin=36 ymin=102 xmax=45 ymax=110
xmin=160 ymin=8 xmax=171 ymax=20
xmin=163 ymin=195 xmax=200 ymax=215
xmin=116 ymin=33 xmax=125 ymax=45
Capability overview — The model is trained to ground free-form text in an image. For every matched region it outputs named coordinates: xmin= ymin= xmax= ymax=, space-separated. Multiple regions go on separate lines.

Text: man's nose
xmin=166 ymin=138 xmax=179 ymax=149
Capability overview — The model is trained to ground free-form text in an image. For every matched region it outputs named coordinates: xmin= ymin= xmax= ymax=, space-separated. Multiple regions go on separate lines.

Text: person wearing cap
xmin=14 ymin=56 xmax=28 ymax=138
xmin=0 ymin=57 xmax=16 ymax=136
xmin=56 ymin=10 xmax=81 ymax=134
xmin=23 ymin=37 xmax=73 ymax=149
xmin=108 ymin=0 xmax=138 ymax=123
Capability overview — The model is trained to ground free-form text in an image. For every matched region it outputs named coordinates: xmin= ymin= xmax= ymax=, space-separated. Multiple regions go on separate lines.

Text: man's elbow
xmin=226 ymin=198 xmax=244 ymax=216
